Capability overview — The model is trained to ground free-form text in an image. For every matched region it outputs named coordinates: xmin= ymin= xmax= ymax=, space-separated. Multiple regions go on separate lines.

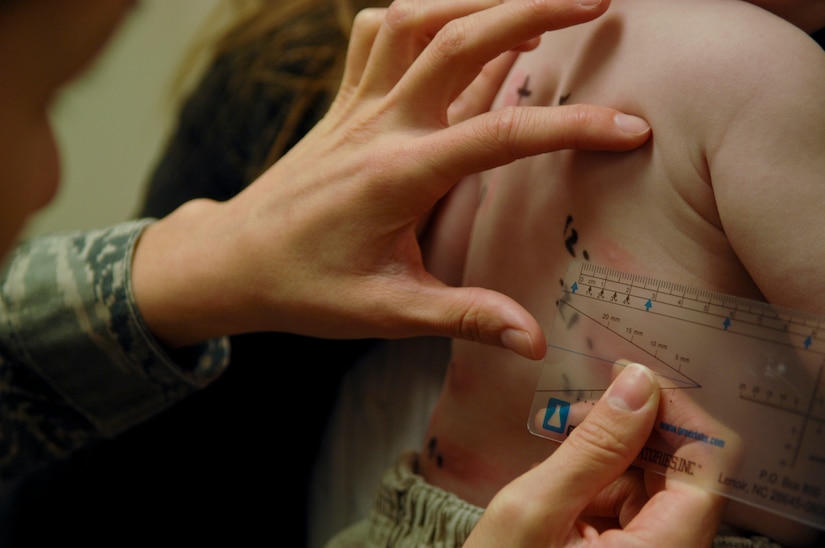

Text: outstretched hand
xmin=466 ymin=363 xmax=728 ymax=546
xmin=133 ymin=0 xmax=650 ymax=357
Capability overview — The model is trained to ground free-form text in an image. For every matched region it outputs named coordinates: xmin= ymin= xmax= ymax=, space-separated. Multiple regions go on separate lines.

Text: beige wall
xmin=23 ymin=0 xmax=222 ymax=238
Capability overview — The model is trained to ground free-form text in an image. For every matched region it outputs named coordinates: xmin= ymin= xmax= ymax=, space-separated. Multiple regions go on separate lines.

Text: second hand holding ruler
xmin=529 ymin=261 xmax=825 ymax=530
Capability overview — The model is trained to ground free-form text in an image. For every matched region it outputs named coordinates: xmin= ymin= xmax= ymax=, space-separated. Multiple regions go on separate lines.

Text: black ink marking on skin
xmin=517 ymin=75 xmax=532 ymax=104
xmin=559 ymin=92 xmax=571 ymax=105
xmin=586 ymin=337 xmax=593 ymax=350
xmin=565 ymin=230 xmax=579 ymax=257
xmin=427 ymin=436 xmax=444 ymax=468
xmin=557 ymin=291 xmax=578 ymax=329
xmin=563 ymin=215 xmax=589 ymax=260
xmin=555 ymin=280 xmax=564 ymax=307
xmin=565 ymin=229 xmax=578 ymax=257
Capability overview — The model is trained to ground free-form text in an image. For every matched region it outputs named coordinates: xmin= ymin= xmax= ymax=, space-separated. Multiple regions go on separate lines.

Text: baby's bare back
xmin=420 ymin=0 xmax=825 ymax=543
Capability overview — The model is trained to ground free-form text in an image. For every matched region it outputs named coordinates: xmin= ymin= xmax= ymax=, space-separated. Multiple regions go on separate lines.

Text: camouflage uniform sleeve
xmin=0 ymin=219 xmax=230 ymax=481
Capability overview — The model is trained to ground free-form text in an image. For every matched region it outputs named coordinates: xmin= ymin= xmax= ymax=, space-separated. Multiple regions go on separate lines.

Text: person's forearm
xmin=0 ymin=220 xmax=229 ymax=481
xmin=130 ymin=198 xmax=267 ymax=348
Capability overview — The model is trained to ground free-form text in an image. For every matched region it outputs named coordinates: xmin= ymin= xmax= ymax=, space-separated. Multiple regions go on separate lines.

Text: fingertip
xmin=500 ymin=328 xmax=533 ymax=357
xmin=430 ymin=286 xmax=546 ymax=358
xmin=614 ymin=113 xmax=651 ymax=136
xmin=500 ymin=327 xmax=547 ymax=359
xmin=573 ymin=0 xmax=611 ymax=19
xmin=606 ymin=362 xmax=657 ymax=412
xmin=342 ymin=7 xmax=387 ymax=87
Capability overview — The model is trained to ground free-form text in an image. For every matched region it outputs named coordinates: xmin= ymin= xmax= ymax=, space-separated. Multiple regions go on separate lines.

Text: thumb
xmin=414 ymin=284 xmax=547 ymax=360
xmin=539 ymin=363 xmax=659 ymax=525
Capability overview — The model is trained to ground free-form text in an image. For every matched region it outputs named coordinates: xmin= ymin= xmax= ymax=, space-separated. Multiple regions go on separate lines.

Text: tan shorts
xmin=324 ymin=450 xmax=482 ymax=547
xmin=325 ymin=450 xmax=781 ymax=548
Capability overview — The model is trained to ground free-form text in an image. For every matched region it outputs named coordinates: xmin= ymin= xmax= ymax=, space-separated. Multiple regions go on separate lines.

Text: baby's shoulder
xmin=613 ymin=0 xmax=824 ymax=90
xmin=585 ymin=0 xmax=825 ymax=147
xmin=529 ymin=0 xmax=823 ymax=102
xmin=508 ymin=0 xmax=824 ymax=108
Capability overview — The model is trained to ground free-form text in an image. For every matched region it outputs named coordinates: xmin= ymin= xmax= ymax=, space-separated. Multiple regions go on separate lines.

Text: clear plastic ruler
xmin=529 ymin=261 xmax=825 ymax=530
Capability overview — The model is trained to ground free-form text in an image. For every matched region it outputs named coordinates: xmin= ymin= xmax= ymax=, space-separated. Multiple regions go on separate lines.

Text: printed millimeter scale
xmin=529 ymin=261 xmax=825 ymax=530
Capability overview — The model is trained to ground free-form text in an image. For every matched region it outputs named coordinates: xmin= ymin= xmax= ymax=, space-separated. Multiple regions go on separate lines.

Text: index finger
xmin=359 ymin=0 xmax=515 ymax=94
xmin=399 ymin=0 xmax=612 ymax=117
xmin=412 ymin=104 xmax=650 ymax=199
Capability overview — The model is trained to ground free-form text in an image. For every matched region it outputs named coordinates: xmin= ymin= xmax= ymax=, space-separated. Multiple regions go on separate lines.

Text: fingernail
xmin=501 ymin=328 xmax=534 ymax=358
xmin=614 ymin=113 xmax=650 ymax=135
xmin=578 ymin=0 xmax=603 ymax=7
xmin=607 ymin=362 xmax=655 ymax=411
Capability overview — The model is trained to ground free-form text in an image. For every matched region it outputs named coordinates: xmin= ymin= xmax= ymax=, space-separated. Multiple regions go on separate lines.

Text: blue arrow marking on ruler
xmin=571 ymin=282 xmax=578 ymax=293
xmin=645 ymin=299 xmax=652 ymax=311
xmin=805 ymin=336 xmax=812 ymax=350
xmin=723 ymin=317 xmax=731 ymax=330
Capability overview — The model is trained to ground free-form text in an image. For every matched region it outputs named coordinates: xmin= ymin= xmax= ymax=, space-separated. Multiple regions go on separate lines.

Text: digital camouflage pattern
xmin=0 ymin=220 xmax=228 ymax=481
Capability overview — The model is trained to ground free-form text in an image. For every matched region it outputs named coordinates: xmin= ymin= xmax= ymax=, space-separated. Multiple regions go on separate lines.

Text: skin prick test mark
xmin=427 ymin=436 xmax=444 ymax=468
xmin=557 ymin=283 xmax=580 ymax=330
xmin=563 ymin=215 xmax=589 ymax=260
xmin=517 ymin=75 xmax=532 ymax=104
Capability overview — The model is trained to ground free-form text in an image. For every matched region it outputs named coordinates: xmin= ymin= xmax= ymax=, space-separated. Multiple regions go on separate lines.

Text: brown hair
xmin=174 ymin=0 xmax=390 ymax=169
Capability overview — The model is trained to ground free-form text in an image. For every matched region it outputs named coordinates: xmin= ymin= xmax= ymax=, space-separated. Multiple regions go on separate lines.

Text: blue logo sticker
xmin=543 ymin=397 xmax=570 ymax=433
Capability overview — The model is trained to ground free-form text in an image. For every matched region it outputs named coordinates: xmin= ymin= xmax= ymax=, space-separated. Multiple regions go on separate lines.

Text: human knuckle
xmin=433 ymin=18 xmax=470 ymax=57
xmin=457 ymin=297 xmax=485 ymax=343
xmin=568 ymin=103 xmax=600 ymax=124
xmin=572 ymin=418 xmax=632 ymax=463
xmin=352 ymin=7 xmax=384 ymax=32
xmin=523 ymin=0 xmax=551 ymax=21
xmin=563 ymin=105 xmax=602 ymax=136
xmin=383 ymin=0 xmax=417 ymax=34
xmin=488 ymin=106 xmax=520 ymax=156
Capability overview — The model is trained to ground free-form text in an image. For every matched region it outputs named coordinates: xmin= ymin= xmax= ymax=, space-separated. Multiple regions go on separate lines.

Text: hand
xmin=467 ymin=363 xmax=728 ymax=546
xmin=132 ymin=0 xmax=651 ymax=358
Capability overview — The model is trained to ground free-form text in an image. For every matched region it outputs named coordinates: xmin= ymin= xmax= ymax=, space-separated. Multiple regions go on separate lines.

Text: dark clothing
xmin=4 ymin=23 xmax=372 ymax=548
